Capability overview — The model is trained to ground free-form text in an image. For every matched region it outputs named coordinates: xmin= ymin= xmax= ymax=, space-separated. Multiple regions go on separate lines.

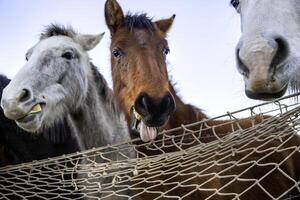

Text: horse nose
xmin=134 ymin=92 xmax=175 ymax=122
xmin=237 ymin=37 xmax=288 ymax=76
xmin=236 ymin=36 xmax=289 ymax=97
xmin=1 ymin=88 xmax=34 ymax=120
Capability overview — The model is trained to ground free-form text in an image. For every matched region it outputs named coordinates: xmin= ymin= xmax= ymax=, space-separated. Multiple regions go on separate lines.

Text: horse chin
xmin=15 ymin=113 xmax=43 ymax=133
xmin=245 ymin=84 xmax=288 ymax=100
xmin=15 ymin=104 xmax=45 ymax=133
xmin=130 ymin=111 xmax=167 ymax=142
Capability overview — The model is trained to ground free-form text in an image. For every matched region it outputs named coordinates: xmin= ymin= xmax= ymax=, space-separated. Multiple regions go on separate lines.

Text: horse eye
xmin=112 ymin=48 xmax=123 ymax=58
xmin=25 ymin=56 xmax=28 ymax=61
xmin=163 ymin=47 xmax=170 ymax=55
xmin=231 ymin=0 xmax=240 ymax=9
xmin=62 ymin=51 xmax=74 ymax=60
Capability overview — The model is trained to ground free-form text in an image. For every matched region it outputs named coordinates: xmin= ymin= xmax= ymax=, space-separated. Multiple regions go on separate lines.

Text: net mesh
xmin=1 ymin=93 xmax=300 ymax=200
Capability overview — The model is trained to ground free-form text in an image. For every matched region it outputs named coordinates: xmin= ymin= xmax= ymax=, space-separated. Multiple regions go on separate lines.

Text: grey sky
xmin=0 ymin=0 xmax=265 ymax=117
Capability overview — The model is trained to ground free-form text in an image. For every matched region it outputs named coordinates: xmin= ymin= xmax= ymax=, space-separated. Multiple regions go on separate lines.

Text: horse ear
xmin=105 ymin=0 xmax=124 ymax=34
xmin=154 ymin=14 xmax=176 ymax=34
xmin=75 ymin=32 xmax=105 ymax=51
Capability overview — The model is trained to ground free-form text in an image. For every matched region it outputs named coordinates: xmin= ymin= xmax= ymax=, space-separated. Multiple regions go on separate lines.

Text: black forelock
xmin=40 ymin=24 xmax=77 ymax=40
xmin=123 ymin=13 xmax=154 ymax=31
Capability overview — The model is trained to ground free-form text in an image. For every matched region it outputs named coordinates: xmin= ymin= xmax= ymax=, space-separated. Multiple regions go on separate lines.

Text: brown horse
xmin=104 ymin=0 xmax=263 ymax=142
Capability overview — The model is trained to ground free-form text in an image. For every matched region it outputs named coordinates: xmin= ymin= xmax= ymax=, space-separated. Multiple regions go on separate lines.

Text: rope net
xmin=1 ymin=93 xmax=300 ymax=200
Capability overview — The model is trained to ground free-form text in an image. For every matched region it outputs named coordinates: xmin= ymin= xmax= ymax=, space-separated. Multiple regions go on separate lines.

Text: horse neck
xmin=70 ymin=64 xmax=130 ymax=150
xmin=166 ymin=82 xmax=259 ymax=140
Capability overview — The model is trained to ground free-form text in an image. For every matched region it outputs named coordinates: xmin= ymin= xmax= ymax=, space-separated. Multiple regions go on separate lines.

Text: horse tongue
xmin=147 ymin=126 xmax=157 ymax=140
xmin=139 ymin=121 xmax=157 ymax=142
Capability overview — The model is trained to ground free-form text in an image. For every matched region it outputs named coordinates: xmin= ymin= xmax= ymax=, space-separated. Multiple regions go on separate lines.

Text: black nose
xmin=134 ymin=92 xmax=175 ymax=126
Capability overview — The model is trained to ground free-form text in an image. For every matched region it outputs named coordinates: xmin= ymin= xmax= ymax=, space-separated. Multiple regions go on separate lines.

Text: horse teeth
xmin=29 ymin=104 xmax=42 ymax=114
xmin=133 ymin=109 xmax=142 ymax=120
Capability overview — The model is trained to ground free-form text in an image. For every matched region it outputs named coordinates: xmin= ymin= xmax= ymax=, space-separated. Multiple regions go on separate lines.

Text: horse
xmin=231 ymin=0 xmax=300 ymax=100
xmin=103 ymin=0 xmax=300 ymax=199
xmin=104 ymin=0 xmax=265 ymax=143
xmin=0 ymin=24 xmax=135 ymax=199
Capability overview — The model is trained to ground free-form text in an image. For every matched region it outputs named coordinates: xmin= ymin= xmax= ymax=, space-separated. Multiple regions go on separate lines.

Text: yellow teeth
xmin=29 ymin=104 xmax=42 ymax=114
xmin=133 ymin=108 xmax=142 ymax=121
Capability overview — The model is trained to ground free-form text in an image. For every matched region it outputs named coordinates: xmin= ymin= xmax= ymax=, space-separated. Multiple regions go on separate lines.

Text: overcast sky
xmin=0 ymin=0 xmax=268 ymax=117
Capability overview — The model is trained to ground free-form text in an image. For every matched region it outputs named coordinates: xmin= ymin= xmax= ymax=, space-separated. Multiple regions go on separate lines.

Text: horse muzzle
xmin=1 ymin=86 xmax=46 ymax=132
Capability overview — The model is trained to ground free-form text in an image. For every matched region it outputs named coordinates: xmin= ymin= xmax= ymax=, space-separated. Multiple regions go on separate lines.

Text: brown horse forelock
xmin=111 ymin=27 xmax=171 ymax=121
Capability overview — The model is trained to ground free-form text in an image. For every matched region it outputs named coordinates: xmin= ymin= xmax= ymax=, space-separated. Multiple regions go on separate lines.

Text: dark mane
xmin=0 ymin=75 xmax=10 ymax=97
xmin=90 ymin=63 xmax=122 ymax=116
xmin=123 ymin=13 xmax=154 ymax=31
xmin=40 ymin=24 xmax=76 ymax=40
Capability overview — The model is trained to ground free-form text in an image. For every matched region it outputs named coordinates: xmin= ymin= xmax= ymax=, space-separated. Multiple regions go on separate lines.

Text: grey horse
xmin=1 ymin=24 xmax=136 ymax=199
xmin=232 ymin=0 xmax=300 ymax=100
xmin=1 ymin=24 xmax=132 ymax=151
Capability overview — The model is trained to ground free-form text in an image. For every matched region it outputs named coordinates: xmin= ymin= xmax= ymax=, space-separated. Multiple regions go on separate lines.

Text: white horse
xmin=232 ymin=0 xmax=300 ymax=100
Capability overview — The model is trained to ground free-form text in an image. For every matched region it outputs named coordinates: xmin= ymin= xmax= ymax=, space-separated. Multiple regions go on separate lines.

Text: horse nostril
xmin=165 ymin=93 xmax=175 ymax=114
xmin=134 ymin=93 xmax=151 ymax=116
xmin=236 ymin=48 xmax=249 ymax=77
xmin=162 ymin=93 xmax=175 ymax=113
xmin=270 ymin=37 xmax=289 ymax=70
xmin=141 ymin=96 xmax=149 ymax=112
xmin=19 ymin=89 xmax=31 ymax=103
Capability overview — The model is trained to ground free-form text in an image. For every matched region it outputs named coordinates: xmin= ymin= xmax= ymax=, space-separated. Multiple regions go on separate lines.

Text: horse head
xmin=105 ymin=0 xmax=176 ymax=141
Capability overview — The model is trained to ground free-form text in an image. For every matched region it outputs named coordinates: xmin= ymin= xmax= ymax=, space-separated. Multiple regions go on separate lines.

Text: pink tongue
xmin=139 ymin=121 xmax=157 ymax=142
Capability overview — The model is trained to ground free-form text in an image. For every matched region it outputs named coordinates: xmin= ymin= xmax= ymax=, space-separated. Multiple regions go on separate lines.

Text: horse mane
xmin=90 ymin=63 xmax=123 ymax=119
xmin=122 ymin=13 xmax=154 ymax=31
xmin=40 ymin=24 xmax=77 ymax=40
xmin=0 ymin=74 xmax=10 ymax=97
